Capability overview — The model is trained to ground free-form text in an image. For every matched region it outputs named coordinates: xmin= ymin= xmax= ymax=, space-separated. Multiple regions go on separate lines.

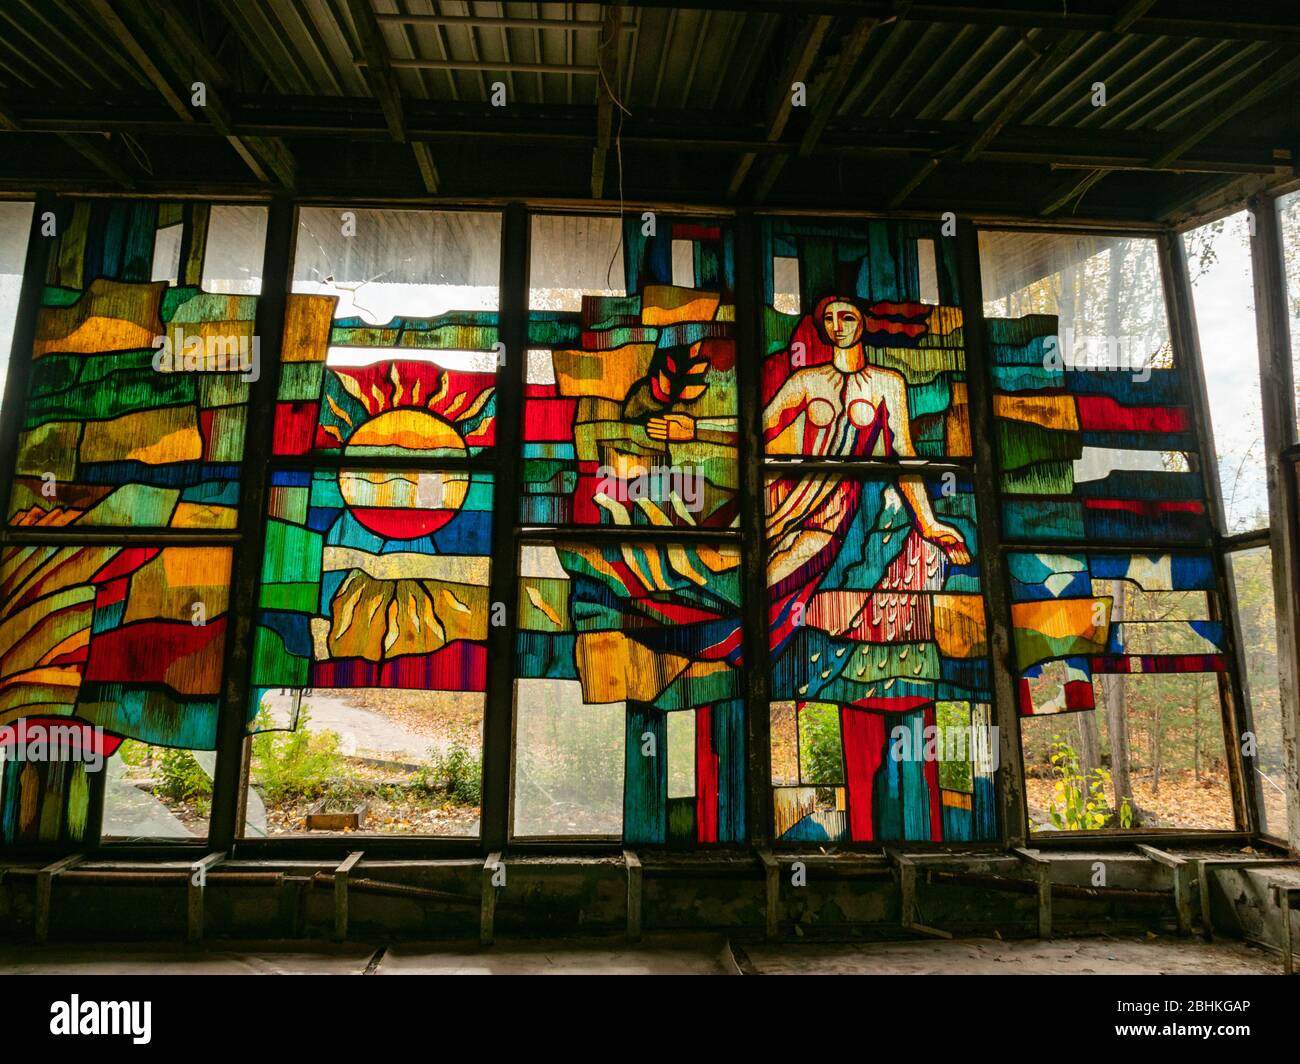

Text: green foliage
xmin=799 ymin=704 xmax=843 ymax=786
xmin=117 ymin=739 xmax=149 ymax=769
xmin=1044 ymin=737 xmax=1130 ymax=831
xmin=251 ymin=707 xmax=349 ymax=802
xmin=153 ymin=747 xmax=212 ymax=818
xmin=413 ymin=744 xmax=482 ymax=806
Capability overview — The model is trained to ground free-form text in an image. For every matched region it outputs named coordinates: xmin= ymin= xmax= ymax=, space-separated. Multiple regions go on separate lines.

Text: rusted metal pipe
xmin=308 ymin=870 xmax=492 ymax=907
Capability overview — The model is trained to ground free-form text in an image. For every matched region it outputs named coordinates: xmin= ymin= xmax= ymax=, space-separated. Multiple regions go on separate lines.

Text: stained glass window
xmin=0 ymin=200 xmax=260 ymax=845
xmin=1010 ymin=551 xmax=1226 ymax=716
xmin=514 ymin=540 xmax=744 ymax=843
xmin=247 ymin=207 xmax=501 ymax=837
xmin=514 ymin=214 xmax=745 ymax=843
xmin=523 ymin=214 xmax=738 ymax=527
xmin=0 ymin=543 xmax=232 ymax=842
xmin=0 ymin=203 xmax=1268 ymax=852
xmin=983 ymin=231 xmax=1239 ymax=833
xmin=274 ymin=208 xmax=500 ymax=459
xmin=10 ymin=202 xmax=265 ymax=529
xmin=761 ymin=218 xmax=970 ymax=461
xmin=761 ymin=218 xmax=994 ymax=844
xmin=980 ymin=233 xmax=1207 ymax=545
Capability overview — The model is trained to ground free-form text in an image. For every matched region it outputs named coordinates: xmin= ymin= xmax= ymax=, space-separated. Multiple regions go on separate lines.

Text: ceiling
xmin=1 ymin=1 xmax=1298 ymax=223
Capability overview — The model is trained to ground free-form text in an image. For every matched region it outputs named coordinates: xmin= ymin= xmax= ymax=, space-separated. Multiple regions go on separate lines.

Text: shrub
xmin=414 ymin=744 xmax=482 ymax=806
xmin=1044 ymin=737 xmax=1132 ymax=831
xmin=251 ymin=708 xmax=349 ymax=802
xmin=154 ymin=748 xmax=213 ymax=816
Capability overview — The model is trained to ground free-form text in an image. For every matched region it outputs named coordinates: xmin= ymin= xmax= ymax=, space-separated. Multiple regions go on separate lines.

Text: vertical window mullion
xmin=734 ymin=210 xmax=774 ymax=849
xmin=480 ymin=203 xmax=529 ymax=854
xmin=957 ymin=220 xmax=1030 ymax=848
xmin=209 ymin=195 xmax=297 ymax=851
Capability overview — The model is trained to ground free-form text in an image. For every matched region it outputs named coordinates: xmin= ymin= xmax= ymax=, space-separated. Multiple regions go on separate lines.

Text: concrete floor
xmin=0 ymin=934 xmax=1285 ymax=975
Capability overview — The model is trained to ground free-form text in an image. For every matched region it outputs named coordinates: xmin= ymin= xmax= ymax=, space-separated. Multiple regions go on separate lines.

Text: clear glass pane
xmin=0 ymin=200 xmax=34 ymax=408
xmin=245 ymin=689 xmax=481 ymax=837
xmin=203 ymin=205 xmax=267 ymax=294
xmin=1183 ymin=212 xmax=1268 ymax=534
xmin=102 ymin=743 xmax=213 ymax=841
xmin=1277 ymin=189 xmax=1300 ymax=432
xmin=1228 ymin=546 xmax=1287 ymax=839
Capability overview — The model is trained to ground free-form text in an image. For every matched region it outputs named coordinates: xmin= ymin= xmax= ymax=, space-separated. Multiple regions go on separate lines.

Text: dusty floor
xmin=0 ymin=934 xmax=1285 ymax=975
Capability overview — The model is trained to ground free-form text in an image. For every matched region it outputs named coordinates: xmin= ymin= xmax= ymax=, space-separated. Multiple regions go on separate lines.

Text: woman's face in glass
xmin=822 ymin=300 xmax=863 ymax=348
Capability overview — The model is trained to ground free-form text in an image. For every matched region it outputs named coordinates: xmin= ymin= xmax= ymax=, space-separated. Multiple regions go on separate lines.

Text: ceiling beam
xmin=345 ymin=0 xmax=437 ymax=193
xmin=1042 ymin=48 xmax=1300 ymax=215
xmin=750 ymin=15 xmax=883 ymax=203
xmin=4 ymin=100 xmax=1292 ymax=178
xmin=366 ymin=58 xmax=600 ymax=75
xmin=592 ymin=3 xmax=626 ymax=199
xmin=346 ymin=0 xmax=407 ymax=142
xmin=83 ymin=0 xmax=193 ymax=121
xmin=57 ymin=131 xmax=136 ymax=188
xmin=376 ymin=14 xmax=626 ymax=32
xmin=0 ymin=84 xmax=135 ymax=187
xmin=728 ymin=14 xmax=835 ymax=198
xmin=886 ymin=28 xmax=1086 ymax=208
xmin=110 ymin=0 xmax=295 ymax=187
xmin=623 ymin=1 xmax=1300 ymax=43
xmin=0 ymin=94 xmax=20 ymax=132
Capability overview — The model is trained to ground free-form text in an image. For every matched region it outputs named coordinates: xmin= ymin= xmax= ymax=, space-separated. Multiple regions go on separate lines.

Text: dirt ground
xmin=1026 ymin=768 xmax=1237 ymax=831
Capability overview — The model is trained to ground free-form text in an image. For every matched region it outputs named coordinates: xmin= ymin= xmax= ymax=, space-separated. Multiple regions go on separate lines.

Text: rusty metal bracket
xmin=481 ymin=851 xmax=502 ymax=946
xmin=1136 ymin=844 xmax=1193 ymax=935
xmin=35 ymin=854 xmax=83 ymax=943
xmin=187 ymin=850 xmax=227 ymax=943
xmin=624 ymin=850 xmax=642 ymax=942
xmin=333 ymin=851 xmax=364 ymax=942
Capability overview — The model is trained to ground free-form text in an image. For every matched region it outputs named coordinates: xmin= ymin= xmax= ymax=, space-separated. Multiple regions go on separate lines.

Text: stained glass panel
xmin=274 ymin=208 xmax=501 ymax=459
xmin=247 ymin=468 xmax=491 ymax=836
xmin=0 ymin=544 xmax=232 ymax=842
xmin=760 ymin=218 xmax=970 ymax=461
xmin=766 ymin=472 xmax=994 ymax=843
xmin=8 ymin=201 xmax=265 ymax=529
xmin=1009 ymin=551 xmax=1225 ymax=717
xmin=523 ymin=215 xmax=738 ymax=527
xmin=514 ymin=541 xmax=744 ymax=843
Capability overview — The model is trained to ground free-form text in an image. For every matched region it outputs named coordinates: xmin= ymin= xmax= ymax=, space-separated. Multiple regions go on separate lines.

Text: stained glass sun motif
xmin=336 ymin=469 xmax=469 ymax=539
xmin=321 ymin=361 xmax=492 ymax=458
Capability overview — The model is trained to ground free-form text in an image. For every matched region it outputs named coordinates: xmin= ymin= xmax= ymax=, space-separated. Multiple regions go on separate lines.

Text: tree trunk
xmin=1077 ymin=710 xmax=1102 ymax=777
xmin=1151 ymin=691 xmax=1161 ymax=796
xmin=1193 ymin=683 xmax=1202 ymax=781
xmin=1099 ymin=579 xmax=1133 ymax=816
